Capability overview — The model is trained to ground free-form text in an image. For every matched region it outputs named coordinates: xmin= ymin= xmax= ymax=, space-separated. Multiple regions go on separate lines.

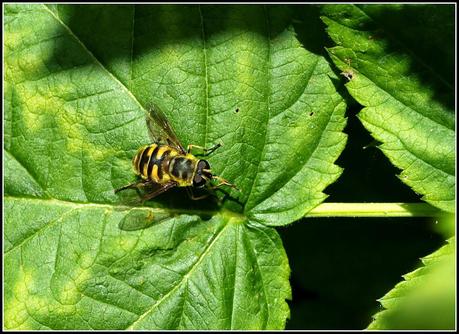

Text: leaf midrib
xmin=353 ymin=56 xmax=454 ymax=131
xmin=43 ymin=4 xmax=148 ymax=123
xmin=42 ymin=4 xmax=311 ymax=218
xmin=5 ymin=194 xmax=253 ymax=329
xmin=246 ymin=56 xmax=328 ymax=214
xmin=360 ymin=115 xmax=455 ymax=178
xmin=326 ymin=14 xmax=454 ymax=131
xmin=3 ymin=196 xmax=224 ymax=255
xmin=244 ymin=5 xmax=271 ymax=212
xmin=126 ymin=219 xmax=229 ymax=329
xmin=198 ymin=5 xmax=210 ymax=149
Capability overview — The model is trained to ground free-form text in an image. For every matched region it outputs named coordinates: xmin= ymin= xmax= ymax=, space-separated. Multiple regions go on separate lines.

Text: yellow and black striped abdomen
xmin=132 ymin=144 xmax=179 ymax=184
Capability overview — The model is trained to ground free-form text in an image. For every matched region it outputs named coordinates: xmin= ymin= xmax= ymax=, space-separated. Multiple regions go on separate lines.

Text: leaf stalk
xmin=306 ymin=203 xmax=446 ymax=218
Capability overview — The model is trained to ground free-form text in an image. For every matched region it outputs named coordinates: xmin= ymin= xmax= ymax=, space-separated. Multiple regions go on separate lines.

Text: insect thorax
xmin=168 ymin=154 xmax=199 ymax=187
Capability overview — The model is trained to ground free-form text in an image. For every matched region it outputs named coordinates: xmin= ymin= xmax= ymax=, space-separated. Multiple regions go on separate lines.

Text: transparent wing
xmin=118 ymin=207 xmax=175 ymax=231
xmin=146 ymin=104 xmax=185 ymax=153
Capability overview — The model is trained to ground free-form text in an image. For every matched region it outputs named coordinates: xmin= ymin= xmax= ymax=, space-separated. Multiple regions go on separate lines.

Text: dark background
xmin=280 ymin=105 xmax=445 ymax=329
xmin=281 ymin=5 xmax=454 ymax=329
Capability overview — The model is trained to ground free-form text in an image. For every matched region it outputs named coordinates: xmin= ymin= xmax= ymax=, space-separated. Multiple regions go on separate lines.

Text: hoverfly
xmin=115 ymin=104 xmax=238 ymax=202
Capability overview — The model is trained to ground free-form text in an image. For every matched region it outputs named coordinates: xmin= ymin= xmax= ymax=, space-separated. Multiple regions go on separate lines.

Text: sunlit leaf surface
xmin=4 ymin=4 xmax=347 ymax=329
xmin=322 ymin=4 xmax=455 ymax=213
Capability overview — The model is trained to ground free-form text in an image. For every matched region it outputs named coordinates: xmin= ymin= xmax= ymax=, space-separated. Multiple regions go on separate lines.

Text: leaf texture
xmin=321 ymin=4 xmax=455 ymax=212
xmin=4 ymin=4 xmax=347 ymax=329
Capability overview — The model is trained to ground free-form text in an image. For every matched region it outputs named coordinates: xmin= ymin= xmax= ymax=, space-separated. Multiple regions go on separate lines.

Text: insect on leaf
xmin=4 ymin=4 xmax=347 ymax=330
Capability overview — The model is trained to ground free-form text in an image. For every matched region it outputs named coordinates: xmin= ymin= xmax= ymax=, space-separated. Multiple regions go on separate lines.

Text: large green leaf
xmin=4 ymin=4 xmax=346 ymax=329
xmin=321 ymin=4 xmax=455 ymax=213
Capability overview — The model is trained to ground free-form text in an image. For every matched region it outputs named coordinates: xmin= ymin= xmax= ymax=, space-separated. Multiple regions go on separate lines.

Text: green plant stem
xmin=306 ymin=203 xmax=445 ymax=218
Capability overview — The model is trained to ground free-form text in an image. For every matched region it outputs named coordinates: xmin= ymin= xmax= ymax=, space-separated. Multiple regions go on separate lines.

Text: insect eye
xmin=193 ymin=174 xmax=207 ymax=188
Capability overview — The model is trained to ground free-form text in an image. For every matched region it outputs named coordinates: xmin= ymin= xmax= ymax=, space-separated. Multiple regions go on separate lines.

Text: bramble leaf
xmin=322 ymin=4 xmax=455 ymax=213
xmin=4 ymin=4 xmax=346 ymax=329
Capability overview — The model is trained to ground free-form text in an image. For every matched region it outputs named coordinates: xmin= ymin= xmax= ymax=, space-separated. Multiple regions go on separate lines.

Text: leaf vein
xmin=244 ymin=6 xmax=272 ymax=210
xmin=42 ymin=5 xmax=148 ymax=122
xmin=355 ymin=4 xmax=453 ymax=90
xmin=79 ymin=290 xmax=140 ymax=317
xmin=243 ymin=225 xmax=269 ymax=329
xmin=198 ymin=5 xmax=210 ymax=149
xmin=229 ymin=223 xmax=239 ymax=329
xmin=4 ymin=149 xmax=47 ymax=194
xmin=4 ymin=208 xmax=78 ymax=256
xmin=362 ymin=116 xmax=454 ymax=178
xmin=126 ymin=221 xmax=228 ymax=329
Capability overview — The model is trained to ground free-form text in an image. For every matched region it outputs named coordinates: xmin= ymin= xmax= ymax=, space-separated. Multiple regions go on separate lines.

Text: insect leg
xmin=186 ymin=187 xmax=210 ymax=200
xmin=140 ymin=181 xmax=178 ymax=202
xmin=211 ymin=176 xmax=240 ymax=191
xmin=114 ymin=180 xmax=158 ymax=194
xmin=187 ymin=143 xmax=221 ymax=155
xmin=114 ymin=181 xmax=144 ymax=194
